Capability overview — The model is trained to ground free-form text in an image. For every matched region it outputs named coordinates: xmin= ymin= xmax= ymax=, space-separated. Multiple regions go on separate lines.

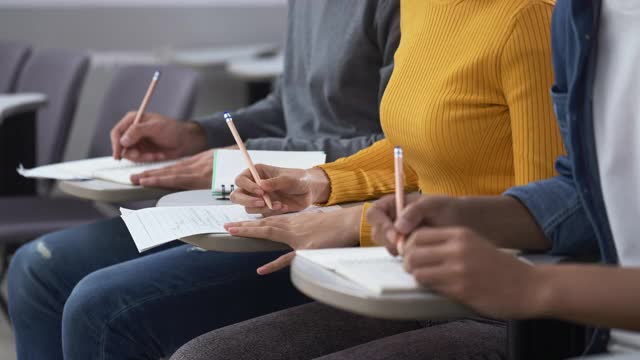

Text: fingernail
xmin=128 ymin=149 xmax=139 ymax=158
xmin=120 ymin=135 xmax=131 ymax=146
xmin=254 ymin=188 xmax=264 ymax=196
xmin=228 ymin=227 xmax=238 ymax=234
xmin=254 ymin=200 xmax=265 ymax=207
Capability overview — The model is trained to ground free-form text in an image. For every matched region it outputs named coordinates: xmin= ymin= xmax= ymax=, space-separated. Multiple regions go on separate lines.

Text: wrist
xmin=306 ymin=167 xmax=331 ymax=204
xmin=522 ymin=265 xmax=557 ymax=318
xmin=345 ymin=205 xmax=363 ymax=246
xmin=184 ymin=121 xmax=208 ymax=154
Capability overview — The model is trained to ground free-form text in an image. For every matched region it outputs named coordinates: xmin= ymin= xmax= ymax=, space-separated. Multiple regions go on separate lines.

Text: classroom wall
xmin=0 ymin=2 xmax=287 ymax=160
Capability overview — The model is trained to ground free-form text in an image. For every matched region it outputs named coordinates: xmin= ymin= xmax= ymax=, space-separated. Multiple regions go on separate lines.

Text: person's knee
xmin=8 ymin=238 xmax=59 ymax=313
xmin=62 ymin=269 xmax=151 ymax=359
xmin=62 ymin=270 xmax=113 ymax=342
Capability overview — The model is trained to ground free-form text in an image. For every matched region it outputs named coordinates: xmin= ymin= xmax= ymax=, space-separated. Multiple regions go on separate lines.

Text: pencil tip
xmin=223 ymin=112 xmax=232 ymax=123
xmin=153 ymin=71 xmax=161 ymax=81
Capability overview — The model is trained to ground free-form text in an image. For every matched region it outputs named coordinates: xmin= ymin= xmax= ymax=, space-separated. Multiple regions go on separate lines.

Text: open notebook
xmin=212 ymin=150 xmax=326 ymax=196
xmin=17 ymin=156 xmax=179 ymax=185
xmin=296 ymin=247 xmax=423 ymax=295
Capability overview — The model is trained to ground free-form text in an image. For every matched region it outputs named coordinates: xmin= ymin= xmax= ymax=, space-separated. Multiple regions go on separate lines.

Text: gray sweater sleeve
xmin=193 ymin=78 xmax=286 ymax=148
xmin=244 ymin=0 xmax=400 ymax=161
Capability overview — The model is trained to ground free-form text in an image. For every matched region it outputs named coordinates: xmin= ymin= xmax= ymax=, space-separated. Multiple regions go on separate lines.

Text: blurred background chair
xmin=88 ymin=64 xmax=199 ymax=157
xmin=0 ymin=64 xmax=200 ymax=318
xmin=0 ymin=41 xmax=31 ymax=94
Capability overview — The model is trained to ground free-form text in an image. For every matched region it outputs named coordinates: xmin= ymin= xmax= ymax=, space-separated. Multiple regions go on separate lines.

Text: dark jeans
xmin=7 ymin=217 xmax=309 ymax=360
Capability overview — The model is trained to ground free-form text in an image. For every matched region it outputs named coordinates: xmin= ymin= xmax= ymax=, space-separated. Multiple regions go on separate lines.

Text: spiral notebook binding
xmin=215 ymin=184 xmax=235 ymax=200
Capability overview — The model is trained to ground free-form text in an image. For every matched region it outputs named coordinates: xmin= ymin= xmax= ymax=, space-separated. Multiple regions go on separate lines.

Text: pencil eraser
xmin=153 ymin=71 xmax=161 ymax=81
xmin=394 ymin=146 xmax=403 ymax=156
xmin=223 ymin=112 xmax=232 ymax=123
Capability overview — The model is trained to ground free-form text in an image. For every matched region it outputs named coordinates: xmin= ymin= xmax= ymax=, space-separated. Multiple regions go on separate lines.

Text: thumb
xmin=394 ymin=201 xmax=429 ymax=235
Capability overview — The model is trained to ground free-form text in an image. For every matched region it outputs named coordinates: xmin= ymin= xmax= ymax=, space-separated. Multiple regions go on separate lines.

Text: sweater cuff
xmin=318 ymin=163 xmax=366 ymax=205
xmin=359 ymin=202 xmax=375 ymax=247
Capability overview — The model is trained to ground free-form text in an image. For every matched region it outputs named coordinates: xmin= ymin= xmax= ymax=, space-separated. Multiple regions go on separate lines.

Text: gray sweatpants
xmin=171 ymin=302 xmax=506 ymax=360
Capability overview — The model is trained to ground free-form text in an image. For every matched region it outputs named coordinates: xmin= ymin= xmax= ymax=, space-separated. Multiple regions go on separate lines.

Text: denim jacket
xmin=505 ymin=0 xmax=615 ymax=352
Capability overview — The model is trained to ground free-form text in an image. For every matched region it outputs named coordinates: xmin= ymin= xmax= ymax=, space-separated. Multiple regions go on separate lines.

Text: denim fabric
xmin=8 ymin=217 xmax=310 ymax=360
xmin=508 ymin=0 xmax=614 ymax=353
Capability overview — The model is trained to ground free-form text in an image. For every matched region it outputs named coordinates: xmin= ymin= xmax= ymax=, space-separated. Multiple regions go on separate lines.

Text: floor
xmin=0 ymin=274 xmax=17 ymax=360
xmin=0 ymin=314 xmax=15 ymax=360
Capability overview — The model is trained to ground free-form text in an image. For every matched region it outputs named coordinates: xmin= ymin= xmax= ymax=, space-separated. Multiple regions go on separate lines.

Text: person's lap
xmin=170 ymin=302 xmax=506 ymax=360
xmin=8 ymin=217 xmax=309 ymax=360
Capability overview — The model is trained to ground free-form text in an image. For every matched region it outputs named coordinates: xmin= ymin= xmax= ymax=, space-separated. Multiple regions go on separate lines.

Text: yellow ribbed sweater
xmin=319 ymin=0 xmax=564 ymax=246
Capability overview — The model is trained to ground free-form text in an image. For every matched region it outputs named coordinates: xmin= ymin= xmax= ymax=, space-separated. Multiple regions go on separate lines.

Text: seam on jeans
xmin=97 ymin=270 xmax=266 ymax=360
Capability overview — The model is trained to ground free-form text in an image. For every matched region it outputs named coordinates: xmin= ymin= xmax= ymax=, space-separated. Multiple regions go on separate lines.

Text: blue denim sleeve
xmin=504 ymin=155 xmax=600 ymax=257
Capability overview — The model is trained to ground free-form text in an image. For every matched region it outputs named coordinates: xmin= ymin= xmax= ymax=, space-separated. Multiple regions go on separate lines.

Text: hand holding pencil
xmin=109 ymin=71 xmax=208 ymax=162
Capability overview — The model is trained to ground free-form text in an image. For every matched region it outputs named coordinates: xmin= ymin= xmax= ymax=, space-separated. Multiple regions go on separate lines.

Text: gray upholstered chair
xmin=0 ymin=64 xmax=200 ymax=317
xmin=0 ymin=41 xmax=31 ymax=93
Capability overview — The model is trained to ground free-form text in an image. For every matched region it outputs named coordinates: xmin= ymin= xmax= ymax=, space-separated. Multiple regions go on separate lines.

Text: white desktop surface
xmin=291 ymin=256 xmax=474 ymax=321
xmin=171 ymin=43 xmax=278 ymax=68
xmin=0 ymin=93 xmax=47 ymax=122
xmin=226 ymin=53 xmax=284 ymax=81
xmin=59 ymin=179 xmax=173 ymax=203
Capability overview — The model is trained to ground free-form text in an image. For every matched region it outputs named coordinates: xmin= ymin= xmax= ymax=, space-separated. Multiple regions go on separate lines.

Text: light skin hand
xmin=402 ymin=227 xmax=544 ymax=319
xmin=230 ymin=165 xmax=331 ymax=216
xmin=130 ymin=145 xmax=239 ymax=190
xmin=367 ymin=194 xmax=550 ymax=254
xmin=224 ymin=205 xmax=362 ymax=275
xmin=110 ymin=111 xmax=207 ymax=162
xmin=130 ymin=149 xmax=214 ymax=190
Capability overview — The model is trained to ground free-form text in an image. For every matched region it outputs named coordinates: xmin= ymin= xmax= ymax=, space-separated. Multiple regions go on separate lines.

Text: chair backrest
xmin=15 ymin=48 xmax=90 ymax=166
xmin=88 ymin=65 xmax=200 ymax=157
xmin=0 ymin=41 xmax=31 ymax=93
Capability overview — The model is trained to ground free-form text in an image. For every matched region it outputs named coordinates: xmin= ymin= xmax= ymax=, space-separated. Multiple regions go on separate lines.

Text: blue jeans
xmin=7 ymin=217 xmax=310 ymax=360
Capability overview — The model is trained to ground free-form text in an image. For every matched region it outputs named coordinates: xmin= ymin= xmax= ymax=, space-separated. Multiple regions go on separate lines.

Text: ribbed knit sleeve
xmin=501 ymin=2 xmax=565 ymax=185
xmin=318 ymin=139 xmax=419 ymax=246
xmin=318 ymin=139 xmax=420 ymax=205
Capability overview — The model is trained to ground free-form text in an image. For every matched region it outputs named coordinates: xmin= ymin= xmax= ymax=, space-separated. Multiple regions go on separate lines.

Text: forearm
xmin=451 ymin=196 xmax=551 ymax=251
xmin=531 ymin=264 xmax=640 ymax=331
xmin=195 ymin=82 xmax=286 ymax=148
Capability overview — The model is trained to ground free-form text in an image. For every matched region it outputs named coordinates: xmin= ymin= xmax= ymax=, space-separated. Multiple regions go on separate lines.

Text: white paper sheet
xmin=296 ymin=247 xmax=421 ymax=294
xmin=212 ymin=150 xmax=326 ymax=194
xmin=18 ymin=156 xmax=180 ymax=184
xmin=121 ymin=204 xmax=342 ymax=252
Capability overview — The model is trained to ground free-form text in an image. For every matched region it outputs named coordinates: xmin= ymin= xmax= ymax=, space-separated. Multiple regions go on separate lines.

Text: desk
xmin=0 ymin=93 xmax=47 ymax=195
xmin=171 ymin=44 xmax=278 ymax=69
xmin=0 ymin=93 xmax=47 ymax=124
xmin=291 ymin=256 xmax=474 ymax=321
xmin=226 ymin=53 xmax=284 ymax=104
xmin=156 ymin=190 xmax=290 ymax=252
xmin=59 ymin=179 xmax=173 ymax=203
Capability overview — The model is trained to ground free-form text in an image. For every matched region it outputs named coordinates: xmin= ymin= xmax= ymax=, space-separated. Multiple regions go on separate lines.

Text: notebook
xmin=17 ymin=156 xmax=179 ymax=185
xmin=121 ymin=204 xmax=341 ymax=252
xmin=212 ymin=150 xmax=326 ymax=196
xmin=295 ymin=247 xmax=423 ymax=295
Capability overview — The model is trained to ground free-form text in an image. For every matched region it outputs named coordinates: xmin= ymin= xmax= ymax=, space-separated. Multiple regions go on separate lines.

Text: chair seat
xmin=0 ymin=196 xmax=107 ymax=243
